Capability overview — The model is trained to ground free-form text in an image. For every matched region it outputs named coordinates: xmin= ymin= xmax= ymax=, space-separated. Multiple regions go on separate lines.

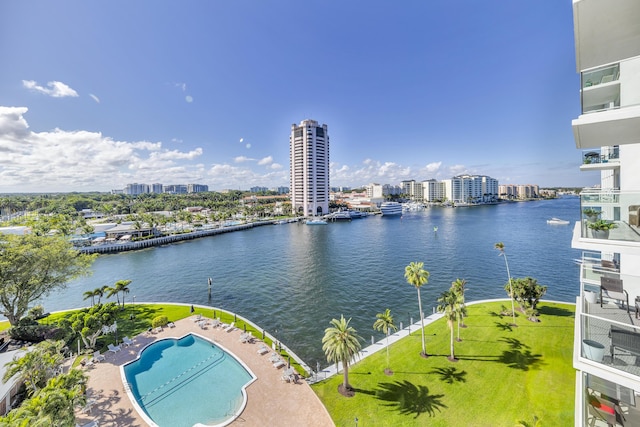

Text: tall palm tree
xmin=437 ymin=288 xmax=463 ymax=362
xmin=495 ymin=242 xmax=517 ymax=326
xmin=82 ymin=290 xmax=95 ymax=307
xmin=451 ymin=278 xmax=467 ymax=341
xmin=404 ymin=261 xmax=430 ymax=357
xmin=373 ymin=309 xmax=398 ymax=375
xmin=95 ymin=285 xmax=109 ymax=305
xmin=107 ymin=279 xmax=132 ymax=308
xmin=322 ymin=315 xmax=363 ymax=396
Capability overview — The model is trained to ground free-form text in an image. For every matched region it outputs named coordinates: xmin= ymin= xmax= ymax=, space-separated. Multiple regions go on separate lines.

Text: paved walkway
xmin=312 ymin=312 xmax=445 ymax=382
xmin=74 ymin=316 xmax=334 ymax=427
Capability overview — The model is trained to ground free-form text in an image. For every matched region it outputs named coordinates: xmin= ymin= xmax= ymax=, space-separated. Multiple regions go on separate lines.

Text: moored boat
xmin=380 ymin=202 xmax=402 ymax=216
xmin=305 ymin=218 xmax=328 ymax=225
xmin=547 ymin=217 xmax=570 ymax=225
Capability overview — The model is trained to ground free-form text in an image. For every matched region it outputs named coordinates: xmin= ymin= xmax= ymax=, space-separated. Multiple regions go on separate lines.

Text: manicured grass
xmin=312 ymin=301 xmax=575 ymax=426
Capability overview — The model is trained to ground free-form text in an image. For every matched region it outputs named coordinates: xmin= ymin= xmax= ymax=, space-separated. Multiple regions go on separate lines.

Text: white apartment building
xmin=124 ymin=183 xmax=149 ymax=195
xmin=571 ymin=1 xmax=640 ymax=425
xmin=498 ymin=184 xmax=539 ymax=200
xmin=289 ymin=119 xmax=329 ymax=216
xmin=422 ymin=179 xmax=446 ymax=202
xmin=442 ymin=175 xmax=498 ymax=204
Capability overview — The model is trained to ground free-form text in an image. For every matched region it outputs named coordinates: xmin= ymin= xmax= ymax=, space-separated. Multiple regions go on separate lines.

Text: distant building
xmin=124 ymin=183 xmax=149 ymax=195
xmin=151 ymin=183 xmax=164 ymax=193
xmin=250 ymin=186 xmax=269 ymax=193
xmin=290 ymin=119 xmax=329 ymax=216
xmin=442 ymin=175 xmax=498 ymax=204
xmin=271 ymin=186 xmax=289 ymax=195
xmin=187 ymin=184 xmax=208 ymax=193
xmin=164 ymin=184 xmax=188 ymax=194
xmin=498 ymin=184 xmax=539 ymax=200
xmin=422 ymin=179 xmax=446 ymax=202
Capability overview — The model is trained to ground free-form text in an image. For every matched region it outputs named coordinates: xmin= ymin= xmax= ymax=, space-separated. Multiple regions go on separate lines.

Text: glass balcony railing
xmin=582 ymin=147 xmax=620 ymax=165
xmin=582 ymin=64 xmax=620 ymax=89
xmin=580 ymin=190 xmax=640 ymax=243
xmin=581 ymin=63 xmax=620 ymax=114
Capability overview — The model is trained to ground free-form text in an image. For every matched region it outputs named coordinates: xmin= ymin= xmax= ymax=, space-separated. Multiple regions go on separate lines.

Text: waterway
xmin=42 ymin=197 xmax=581 ymax=369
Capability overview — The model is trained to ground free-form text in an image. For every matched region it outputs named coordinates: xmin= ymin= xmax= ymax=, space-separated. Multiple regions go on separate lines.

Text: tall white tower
xmin=290 ymin=119 xmax=330 ymax=217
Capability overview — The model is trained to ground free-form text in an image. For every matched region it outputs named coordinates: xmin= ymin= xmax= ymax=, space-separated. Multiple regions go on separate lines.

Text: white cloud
xmin=22 ymin=80 xmax=79 ymax=98
xmin=245 ymin=143 xmax=251 ymax=149
xmin=234 ymin=156 xmax=253 ymax=163
xmin=270 ymin=163 xmax=282 ymax=170
xmin=257 ymin=156 xmax=273 ymax=166
xmin=185 ymin=95 xmax=193 ymax=103
xmin=424 ymin=161 xmax=442 ymax=173
xmin=0 ymin=106 xmax=207 ymax=192
xmin=89 ymin=94 xmax=100 ymax=103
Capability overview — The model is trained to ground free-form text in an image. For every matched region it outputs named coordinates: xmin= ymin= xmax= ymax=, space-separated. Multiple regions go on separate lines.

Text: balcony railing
xmin=581 ymin=63 xmax=620 ymax=114
xmin=580 ymin=190 xmax=640 ymax=243
xmin=582 ymin=147 xmax=620 ymax=165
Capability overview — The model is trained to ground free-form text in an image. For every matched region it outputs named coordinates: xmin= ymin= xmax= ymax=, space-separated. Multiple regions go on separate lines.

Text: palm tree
xmin=495 ymin=242 xmax=517 ymax=326
xmin=82 ymin=290 xmax=95 ymax=307
xmin=107 ymin=279 xmax=132 ymax=308
xmin=373 ymin=309 xmax=398 ymax=375
xmin=95 ymin=285 xmax=109 ymax=305
xmin=322 ymin=315 xmax=363 ymax=396
xmin=437 ymin=288 xmax=463 ymax=362
xmin=404 ymin=261 xmax=430 ymax=357
xmin=451 ymin=278 xmax=467 ymax=341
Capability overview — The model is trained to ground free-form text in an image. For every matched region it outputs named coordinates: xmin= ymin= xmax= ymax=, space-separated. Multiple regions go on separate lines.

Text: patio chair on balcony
xmin=629 ymin=205 xmax=640 ymax=227
xmin=600 ymin=276 xmax=629 ymax=313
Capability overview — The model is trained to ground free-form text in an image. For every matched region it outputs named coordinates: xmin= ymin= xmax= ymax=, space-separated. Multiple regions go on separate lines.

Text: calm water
xmin=43 ymin=197 xmax=581 ymax=368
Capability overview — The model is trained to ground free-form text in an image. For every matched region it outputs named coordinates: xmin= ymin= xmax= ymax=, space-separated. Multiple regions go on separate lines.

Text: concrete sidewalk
xmin=311 ymin=311 xmax=445 ymax=383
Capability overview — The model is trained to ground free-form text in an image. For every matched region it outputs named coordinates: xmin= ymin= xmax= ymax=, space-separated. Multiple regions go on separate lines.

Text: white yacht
xmin=546 ymin=218 xmax=570 ymax=225
xmin=380 ymin=202 xmax=402 ymax=216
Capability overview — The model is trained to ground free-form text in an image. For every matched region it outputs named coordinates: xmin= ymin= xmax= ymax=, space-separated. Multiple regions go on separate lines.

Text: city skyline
xmin=0 ymin=1 xmax=593 ymax=193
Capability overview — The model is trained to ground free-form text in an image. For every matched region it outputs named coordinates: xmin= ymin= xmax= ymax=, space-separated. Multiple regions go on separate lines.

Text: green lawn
xmin=312 ymin=301 xmax=576 ymax=427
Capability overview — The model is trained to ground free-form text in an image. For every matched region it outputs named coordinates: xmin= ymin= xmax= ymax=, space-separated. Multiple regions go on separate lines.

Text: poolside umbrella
xmin=243 ymin=324 xmax=246 ymax=332
xmin=287 ymin=356 xmax=290 ymax=368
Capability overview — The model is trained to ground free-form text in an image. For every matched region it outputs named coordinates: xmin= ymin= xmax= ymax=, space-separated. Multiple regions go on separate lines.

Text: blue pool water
xmin=122 ymin=334 xmax=255 ymax=427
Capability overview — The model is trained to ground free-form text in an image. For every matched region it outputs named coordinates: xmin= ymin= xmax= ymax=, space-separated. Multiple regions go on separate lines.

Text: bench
xmin=610 ymin=326 xmax=640 ymax=359
xmin=600 ymin=276 xmax=628 ymax=312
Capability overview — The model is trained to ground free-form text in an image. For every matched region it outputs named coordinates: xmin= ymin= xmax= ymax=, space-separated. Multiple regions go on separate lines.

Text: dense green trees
xmin=322 ymin=315 xmax=363 ymax=396
xmin=0 ymin=234 xmax=96 ymax=325
xmin=0 ymin=342 xmax=87 ymax=427
xmin=505 ymin=277 xmax=547 ymax=321
xmin=60 ymin=302 xmax=119 ymax=349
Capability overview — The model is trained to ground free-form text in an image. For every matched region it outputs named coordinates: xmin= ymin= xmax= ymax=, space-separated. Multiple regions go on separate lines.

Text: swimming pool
xmin=122 ymin=334 xmax=256 ymax=427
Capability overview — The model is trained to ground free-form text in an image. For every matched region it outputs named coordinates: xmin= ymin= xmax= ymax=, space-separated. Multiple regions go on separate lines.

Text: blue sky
xmin=0 ymin=1 xmax=593 ymax=193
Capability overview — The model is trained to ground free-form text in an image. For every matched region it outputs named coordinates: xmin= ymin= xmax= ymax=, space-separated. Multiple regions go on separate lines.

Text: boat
xmin=305 ymin=218 xmax=328 ymax=225
xmin=327 ymin=211 xmax=352 ymax=221
xmin=547 ymin=218 xmax=570 ymax=225
xmin=380 ymin=202 xmax=403 ymax=216
xmin=347 ymin=210 xmax=366 ymax=219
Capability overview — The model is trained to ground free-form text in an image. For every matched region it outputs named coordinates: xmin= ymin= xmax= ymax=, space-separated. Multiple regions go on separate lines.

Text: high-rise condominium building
xmin=571 ymin=1 xmax=640 ymax=425
xmin=289 ymin=119 xmax=329 ymax=217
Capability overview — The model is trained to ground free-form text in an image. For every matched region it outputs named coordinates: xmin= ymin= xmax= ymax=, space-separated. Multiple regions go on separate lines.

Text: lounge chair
xmin=257 ymin=344 xmax=269 ymax=355
xmin=108 ymin=343 xmax=121 ymax=354
xmin=273 ymin=359 xmax=286 ymax=369
xmin=198 ymin=320 xmax=207 ymax=329
xmin=193 ymin=314 xmax=202 ymax=322
xmin=92 ymin=351 xmax=105 ymax=362
xmin=168 ymin=321 xmax=175 ymax=328
xmin=269 ymin=353 xmax=280 ymax=363
xmin=122 ymin=337 xmax=134 ymax=347
xmin=224 ymin=322 xmax=235 ymax=332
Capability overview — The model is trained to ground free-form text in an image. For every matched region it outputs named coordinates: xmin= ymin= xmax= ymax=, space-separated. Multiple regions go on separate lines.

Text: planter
xmin=585 ymin=214 xmax=599 ymax=222
xmin=582 ymin=339 xmax=605 ymax=362
xmin=585 ymin=291 xmax=597 ymax=304
xmin=591 ymin=229 xmax=610 ymax=239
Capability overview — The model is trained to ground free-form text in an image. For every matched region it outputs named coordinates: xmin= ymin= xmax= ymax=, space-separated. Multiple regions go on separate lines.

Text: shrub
xmin=151 ymin=316 xmax=169 ymax=328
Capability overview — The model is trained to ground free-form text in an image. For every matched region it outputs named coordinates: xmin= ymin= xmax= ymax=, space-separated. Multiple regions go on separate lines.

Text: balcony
xmin=577 ymin=190 xmax=640 ymax=244
xmin=580 ymin=147 xmax=620 ymax=172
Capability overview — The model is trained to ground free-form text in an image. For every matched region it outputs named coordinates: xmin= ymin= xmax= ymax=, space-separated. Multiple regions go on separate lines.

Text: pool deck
xmin=74 ymin=316 xmax=334 ymax=427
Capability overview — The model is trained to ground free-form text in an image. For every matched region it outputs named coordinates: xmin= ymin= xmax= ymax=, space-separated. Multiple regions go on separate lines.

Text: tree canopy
xmin=0 ymin=234 xmax=96 ymax=325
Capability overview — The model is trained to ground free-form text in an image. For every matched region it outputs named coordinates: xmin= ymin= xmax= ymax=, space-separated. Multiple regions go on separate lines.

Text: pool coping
xmin=119 ymin=332 xmax=257 ymax=427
